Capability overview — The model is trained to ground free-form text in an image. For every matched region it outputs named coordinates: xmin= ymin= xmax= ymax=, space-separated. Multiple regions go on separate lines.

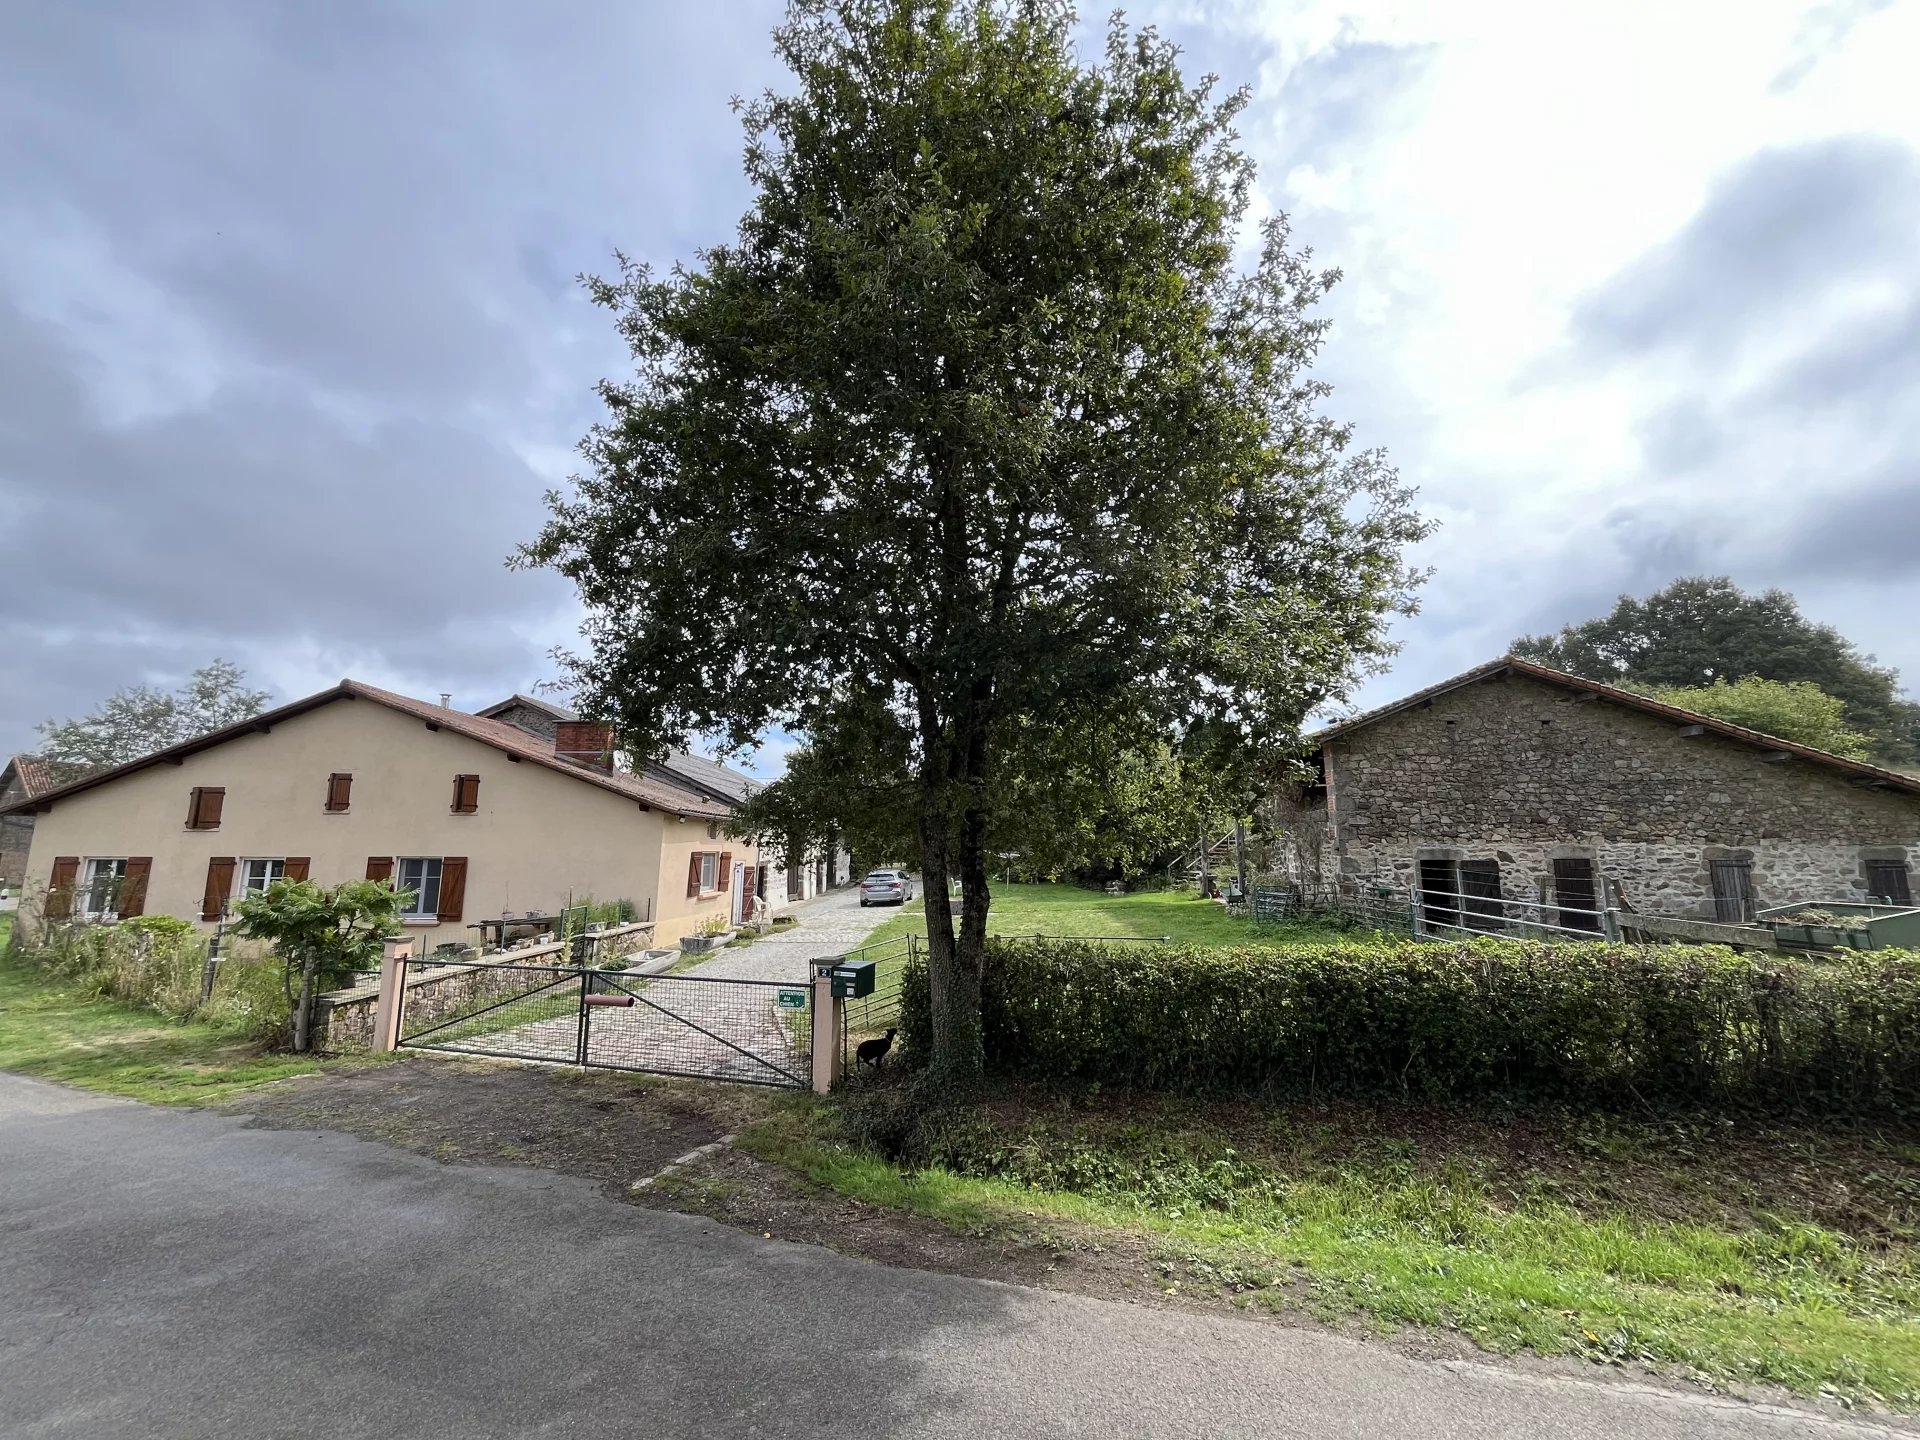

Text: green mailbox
xmin=830 ymin=959 xmax=876 ymax=999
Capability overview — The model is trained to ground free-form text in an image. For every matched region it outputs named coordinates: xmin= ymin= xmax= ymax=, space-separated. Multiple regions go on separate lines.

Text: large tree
xmin=521 ymin=1 xmax=1429 ymax=1076
xmin=1513 ymin=577 xmax=1919 ymax=770
xmin=36 ymin=660 xmax=271 ymax=778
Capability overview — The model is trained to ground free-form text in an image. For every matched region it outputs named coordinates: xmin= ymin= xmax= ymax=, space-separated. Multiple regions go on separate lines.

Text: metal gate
xmin=395 ymin=956 xmax=812 ymax=1089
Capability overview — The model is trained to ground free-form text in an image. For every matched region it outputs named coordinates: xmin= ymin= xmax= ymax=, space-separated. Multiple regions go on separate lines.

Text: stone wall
xmin=484 ymin=699 xmax=565 ymax=742
xmin=315 ymin=921 xmax=657 ymax=1052
xmin=1319 ymin=672 xmax=1920 ymax=921
xmin=0 ymin=770 xmax=34 ymax=887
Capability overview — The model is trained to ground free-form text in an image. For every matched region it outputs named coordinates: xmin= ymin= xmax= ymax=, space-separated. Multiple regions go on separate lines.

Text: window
xmin=239 ymin=858 xmax=286 ymax=895
xmin=81 ymin=858 xmax=127 ymax=920
xmin=700 ymin=851 xmax=719 ymax=893
xmin=1866 ymin=859 xmax=1913 ymax=906
xmin=451 ymin=773 xmax=480 ymax=814
xmin=1710 ymin=859 xmax=1754 ymax=923
xmin=1459 ymin=859 xmax=1504 ymax=932
xmin=396 ymin=857 xmax=443 ymax=917
xmin=1551 ymin=858 xmax=1602 ymax=932
xmin=1417 ymin=858 xmax=1459 ymax=932
xmin=185 ymin=786 xmax=225 ymax=830
xmin=325 ymin=773 xmax=353 ymax=812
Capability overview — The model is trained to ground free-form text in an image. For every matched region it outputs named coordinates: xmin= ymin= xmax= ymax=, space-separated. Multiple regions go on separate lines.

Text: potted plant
xmin=678 ymin=913 xmax=737 ymax=953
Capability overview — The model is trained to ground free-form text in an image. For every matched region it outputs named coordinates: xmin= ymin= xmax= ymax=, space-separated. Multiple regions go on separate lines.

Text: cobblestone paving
xmin=683 ymin=885 xmax=913 ymax=984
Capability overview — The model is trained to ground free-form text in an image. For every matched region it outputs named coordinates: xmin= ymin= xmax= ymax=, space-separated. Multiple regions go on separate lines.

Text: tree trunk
xmin=918 ymin=775 xmax=983 ymax=1081
xmin=292 ymin=954 xmax=318 ymax=1053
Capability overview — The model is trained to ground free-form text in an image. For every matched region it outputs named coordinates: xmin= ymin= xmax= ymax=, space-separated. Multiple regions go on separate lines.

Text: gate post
xmin=373 ymin=937 xmax=416 ymax=1053
xmin=811 ymin=962 xmax=843 ymax=1094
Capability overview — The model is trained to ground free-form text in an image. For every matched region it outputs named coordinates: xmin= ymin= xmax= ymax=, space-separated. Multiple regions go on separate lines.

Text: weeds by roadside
xmin=738 ymin=1080 xmax=1920 ymax=1407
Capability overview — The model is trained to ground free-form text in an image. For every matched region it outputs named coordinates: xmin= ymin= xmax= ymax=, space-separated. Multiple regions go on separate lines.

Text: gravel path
xmin=684 ymin=883 xmax=915 ymax=983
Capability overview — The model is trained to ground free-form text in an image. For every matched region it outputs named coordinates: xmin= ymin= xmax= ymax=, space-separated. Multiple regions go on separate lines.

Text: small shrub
xmin=901 ymin=938 xmax=1920 ymax=1113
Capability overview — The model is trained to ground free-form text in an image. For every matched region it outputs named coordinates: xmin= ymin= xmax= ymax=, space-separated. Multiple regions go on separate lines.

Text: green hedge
xmin=899 ymin=938 xmax=1920 ymax=1111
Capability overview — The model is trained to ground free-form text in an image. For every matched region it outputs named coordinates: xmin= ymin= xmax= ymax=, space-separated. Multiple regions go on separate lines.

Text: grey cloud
xmin=0 ymin=0 xmax=787 ymax=752
xmin=1771 ymin=0 xmax=1895 ymax=92
xmin=1571 ymin=136 xmax=1920 ymax=362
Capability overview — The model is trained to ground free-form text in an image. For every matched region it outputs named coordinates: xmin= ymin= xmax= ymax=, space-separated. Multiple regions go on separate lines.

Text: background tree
xmin=1513 ymin=577 xmax=1919 ymax=770
xmin=231 ymin=878 xmax=408 ymax=1052
xmin=1643 ymin=677 xmax=1872 ymax=759
xmin=36 ymin=660 xmax=271 ymax=778
xmin=521 ymin=1 xmax=1430 ymax=1076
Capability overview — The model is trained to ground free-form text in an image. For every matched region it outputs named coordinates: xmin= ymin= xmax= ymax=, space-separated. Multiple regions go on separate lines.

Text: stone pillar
xmin=810 ymin=963 xmax=843 ymax=1094
xmin=373 ymin=936 xmax=416 ymax=1053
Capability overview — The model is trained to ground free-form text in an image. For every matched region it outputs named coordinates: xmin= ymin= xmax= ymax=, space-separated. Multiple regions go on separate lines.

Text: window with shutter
xmin=366 ymin=856 xmax=396 ymax=884
xmin=46 ymin=856 xmax=80 ymax=919
xmin=120 ymin=858 xmax=153 ymax=918
xmin=325 ymin=773 xmax=352 ymax=812
xmin=718 ymin=851 xmax=733 ymax=890
xmin=437 ymin=857 xmax=467 ymax=922
xmin=452 ymin=774 xmax=480 ymax=814
xmin=283 ymin=857 xmax=311 ymax=883
xmin=201 ymin=857 xmax=236 ymax=920
xmin=186 ymin=787 xmax=226 ymax=829
xmin=687 ymin=853 xmax=702 ymax=899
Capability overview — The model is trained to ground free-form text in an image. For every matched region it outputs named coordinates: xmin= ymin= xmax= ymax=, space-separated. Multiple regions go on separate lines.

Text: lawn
xmin=0 ymin=952 xmax=360 ymax=1104
xmin=748 ymin=1085 xmax=1920 ymax=1407
xmin=855 ymin=881 xmax=1354 ymax=955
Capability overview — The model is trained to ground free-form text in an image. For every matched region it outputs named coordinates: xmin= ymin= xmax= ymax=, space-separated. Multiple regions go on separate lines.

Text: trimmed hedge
xmin=900 ymin=938 xmax=1920 ymax=1112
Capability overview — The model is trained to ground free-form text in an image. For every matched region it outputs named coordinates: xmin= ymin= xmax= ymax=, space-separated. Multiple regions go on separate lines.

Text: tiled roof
xmin=3 ymin=754 xmax=57 ymax=799
xmin=476 ymin=692 xmax=580 ymax=723
xmin=1313 ymin=656 xmax=1920 ymax=797
xmin=0 ymin=682 xmax=735 ymax=820
xmin=650 ymin=749 xmax=760 ymax=804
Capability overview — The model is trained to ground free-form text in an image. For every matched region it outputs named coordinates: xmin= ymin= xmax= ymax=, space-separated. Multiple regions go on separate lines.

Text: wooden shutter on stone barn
xmin=283 ymin=857 xmax=311 ymax=883
xmin=437 ymin=858 xmax=467 ymax=922
xmin=366 ymin=856 xmax=395 ymax=884
xmin=119 ymin=857 xmax=153 ymax=917
xmin=201 ymin=857 xmax=236 ymax=921
xmin=46 ymin=856 xmax=79 ymax=919
xmin=687 ymin=852 xmax=703 ymax=899
xmin=1866 ymin=859 xmax=1912 ymax=905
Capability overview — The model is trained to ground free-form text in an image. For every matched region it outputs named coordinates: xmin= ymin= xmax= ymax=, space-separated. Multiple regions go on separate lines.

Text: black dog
xmin=855 ymin=1028 xmax=896 ymax=1071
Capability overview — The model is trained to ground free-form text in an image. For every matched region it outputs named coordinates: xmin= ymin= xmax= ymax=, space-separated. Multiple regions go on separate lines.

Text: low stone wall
xmin=316 ymin=921 xmax=659 ymax=1052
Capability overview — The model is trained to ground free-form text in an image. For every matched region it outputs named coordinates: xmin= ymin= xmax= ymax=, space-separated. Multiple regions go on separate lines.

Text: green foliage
xmin=1643 ymin=676 xmax=1872 ymax=759
xmin=35 ymin=659 xmax=271 ymax=777
xmin=1513 ymin=576 xmax=1919 ymax=770
xmin=9 ymin=914 xmax=289 ymax=1041
xmin=519 ymin=0 xmax=1431 ymax=1075
xmin=231 ymin=879 xmax=408 ymax=992
xmin=900 ymin=937 xmax=1920 ymax=1111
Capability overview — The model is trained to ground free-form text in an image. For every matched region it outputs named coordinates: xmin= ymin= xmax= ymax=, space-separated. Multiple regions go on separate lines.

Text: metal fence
xmin=1246 ymin=882 xmax=1610 ymax=943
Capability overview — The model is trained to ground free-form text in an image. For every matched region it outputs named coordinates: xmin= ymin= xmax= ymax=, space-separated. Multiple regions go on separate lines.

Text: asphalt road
xmin=0 ymin=1073 xmax=1902 ymax=1440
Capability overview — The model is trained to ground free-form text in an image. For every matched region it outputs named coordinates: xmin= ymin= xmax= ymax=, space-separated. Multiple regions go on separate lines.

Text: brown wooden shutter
xmin=452 ymin=774 xmax=480 ymax=813
xmin=687 ymin=852 xmax=702 ymax=899
xmin=719 ymin=851 xmax=733 ymax=890
xmin=120 ymin=858 xmax=153 ymax=917
xmin=282 ymin=857 xmax=311 ymax=883
xmin=186 ymin=786 xmax=226 ymax=829
xmin=201 ymin=857 xmax=236 ymax=920
xmin=46 ymin=856 xmax=80 ymax=919
xmin=437 ymin=857 xmax=467 ymax=922
xmin=366 ymin=856 xmax=395 ymax=884
xmin=325 ymin=773 xmax=352 ymax=812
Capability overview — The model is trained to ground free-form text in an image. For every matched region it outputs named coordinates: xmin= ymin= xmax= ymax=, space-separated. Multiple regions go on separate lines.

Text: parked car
xmin=859 ymin=869 xmax=915 ymax=907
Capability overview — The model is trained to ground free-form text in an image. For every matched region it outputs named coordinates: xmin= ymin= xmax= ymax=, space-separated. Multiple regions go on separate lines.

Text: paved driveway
xmin=1 ymin=1073 xmax=1898 ymax=1440
xmin=688 ymin=882 xmax=912 ymax=983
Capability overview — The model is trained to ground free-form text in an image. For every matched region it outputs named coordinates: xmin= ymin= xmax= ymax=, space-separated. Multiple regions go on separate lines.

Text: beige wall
xmin=18 ymin=697 xmax=755 ymax=948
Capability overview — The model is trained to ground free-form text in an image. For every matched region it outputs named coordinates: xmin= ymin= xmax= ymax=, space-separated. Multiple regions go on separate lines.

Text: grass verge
xmin=0 ymin=954 xmax=361 ymax=1104
xmin=740 ymin=1085 xmax=1920 ymax=1407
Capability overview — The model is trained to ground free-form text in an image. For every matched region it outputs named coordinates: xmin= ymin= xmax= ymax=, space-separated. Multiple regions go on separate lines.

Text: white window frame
xmin=81 ymin=858 xmax=128 ymax=921
xmin=237 ymin=857 xmax=286 ymax=897
xmin=699 ymin=851 xmax=719 ymax=894
xmin=396 ymin=857 xmax=444 ymax=919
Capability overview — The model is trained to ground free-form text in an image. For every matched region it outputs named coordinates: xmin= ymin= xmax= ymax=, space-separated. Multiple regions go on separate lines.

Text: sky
xmin=2 ymin=0 xmax=1915 ymax=777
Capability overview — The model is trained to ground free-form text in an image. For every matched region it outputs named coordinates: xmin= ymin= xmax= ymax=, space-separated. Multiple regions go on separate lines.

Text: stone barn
xmin=1272 ymin=657 xmax=1919 ymax=925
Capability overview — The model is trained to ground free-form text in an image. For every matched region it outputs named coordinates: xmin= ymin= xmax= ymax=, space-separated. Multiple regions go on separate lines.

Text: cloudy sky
xmin=2 ymin=0 xmax=1914 ymax=774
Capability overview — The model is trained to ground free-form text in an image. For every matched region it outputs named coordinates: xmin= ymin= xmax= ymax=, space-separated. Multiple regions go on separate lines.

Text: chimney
xmin=554 ymin=720 xmax=616 ymax=773
xmin=439 ymin=693 xmax=452 ymax=709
